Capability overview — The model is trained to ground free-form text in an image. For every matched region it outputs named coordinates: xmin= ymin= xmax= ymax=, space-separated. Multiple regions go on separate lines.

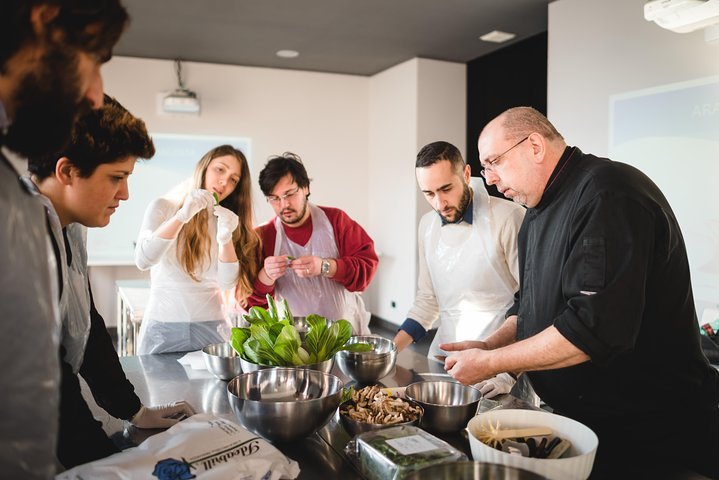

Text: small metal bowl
xmin=335 ymin=335 xmax=397 ymax=384
xmin=239 ymin=356 xmax=334 ymax=374
xmin=227 ymin=368 xmax=343 ymax=442
xmin=405 ymin=380 xmax=482 ymax=433
xmin=201 ymin=342 xmax=243 ymax=381
xmin=338 ymin=397 xmax=423 ymax=437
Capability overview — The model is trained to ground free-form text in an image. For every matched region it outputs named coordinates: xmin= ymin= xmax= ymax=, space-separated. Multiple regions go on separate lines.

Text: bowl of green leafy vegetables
xmin=230 ymin=295 xmax=372 ymax=373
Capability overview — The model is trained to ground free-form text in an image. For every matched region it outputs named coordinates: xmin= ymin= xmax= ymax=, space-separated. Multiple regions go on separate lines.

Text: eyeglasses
xmin=266 ymin=186 xmax=301 ymax=205
xmin=480 ymin=135 xmax=529 ymax=178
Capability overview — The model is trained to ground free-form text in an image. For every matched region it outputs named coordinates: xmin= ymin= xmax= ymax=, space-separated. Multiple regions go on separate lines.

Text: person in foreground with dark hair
xmin=246 ymin=152 xmax=378 ymax=334
xmin=0 ymin=1 xmax=129 ymax=477
xmin=442 ymin=106 xmax=719 ymax=478
xmin=28 ymin=95 xmax=195 ymax=469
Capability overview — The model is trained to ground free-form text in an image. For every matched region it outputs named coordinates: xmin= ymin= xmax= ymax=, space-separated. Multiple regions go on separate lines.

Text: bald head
xmin=477 ymin=107 xmax=568 ymax=208
xmin=482 ymin=107 xmax=564 ymax=145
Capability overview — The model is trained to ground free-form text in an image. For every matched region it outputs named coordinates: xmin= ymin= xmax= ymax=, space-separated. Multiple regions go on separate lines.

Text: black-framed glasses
xmin=266 ymin=186 xmax=301 ymax=205
xmin=480 ymin=135 xmax=529 ymax=178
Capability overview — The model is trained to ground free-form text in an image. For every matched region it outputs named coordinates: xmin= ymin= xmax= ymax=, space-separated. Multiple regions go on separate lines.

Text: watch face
xmin=321 ymin=259 xmax=330 ymax=275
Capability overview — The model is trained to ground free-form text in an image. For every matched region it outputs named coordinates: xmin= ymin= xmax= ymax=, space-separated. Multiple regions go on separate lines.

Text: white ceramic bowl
xmin=467 ymin=409 xmax=598 ymax=480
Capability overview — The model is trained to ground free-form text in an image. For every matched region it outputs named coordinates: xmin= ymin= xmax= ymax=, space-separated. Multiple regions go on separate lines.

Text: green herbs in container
xmin=346 ymin=425 xmax=466 ymax=480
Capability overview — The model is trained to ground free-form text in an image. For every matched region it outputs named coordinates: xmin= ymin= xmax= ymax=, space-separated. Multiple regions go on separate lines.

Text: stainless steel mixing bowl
xmin=238 ymin=356 xmax=334 ymax=373
xmin=201 ymin=342 xmax=243 ymax=381
xmin=338 ymin=397 xmax=423 ymax=437
xmin=227 ymin=368 xmax=343 ymax=442
xmin=405 ymin=380 xmax=482 ymax=433
xmin=405 ymin=461 xmax=549 ymax=480
xmin=335 ymin=335 xmax=397 ymax=383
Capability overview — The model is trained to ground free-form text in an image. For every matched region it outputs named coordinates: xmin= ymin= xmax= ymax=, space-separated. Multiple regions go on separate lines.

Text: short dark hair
xmin=415 ymin=141 xmax=465 ymax=172
xmin=0 ymin=0 xmax=129 ymax=72
xmin=258 ymin=152 xmax=311 ymax=196
xmin=28 ymin=94 xmax=155 ymax=179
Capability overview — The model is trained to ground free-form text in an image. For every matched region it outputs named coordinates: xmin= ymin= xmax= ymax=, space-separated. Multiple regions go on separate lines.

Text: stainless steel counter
xmin=90 ymin=347 xmax=536 ymax=479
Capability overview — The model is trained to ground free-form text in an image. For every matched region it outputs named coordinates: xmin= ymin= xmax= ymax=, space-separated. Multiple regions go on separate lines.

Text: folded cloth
xmin=55 ymin=413 xmax=300 ymax=480
xmin=177 ymin=350 xmax=206 ymax=370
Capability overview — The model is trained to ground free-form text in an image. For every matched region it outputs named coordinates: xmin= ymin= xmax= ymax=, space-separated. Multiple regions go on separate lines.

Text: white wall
xmin=93 ymin=56 xmax=466 ymax=328
xmin=367 ymin=58 xmax=466 ymax=325
xmin=102 ymin=57 xmax=370 ymax=224
xmin=548 ymin=0 xmax=719 ymax=317
xmin=549 ymin=0 xmax=719 ymax=155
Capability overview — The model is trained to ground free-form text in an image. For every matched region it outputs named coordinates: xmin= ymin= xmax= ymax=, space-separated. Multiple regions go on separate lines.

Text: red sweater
xmin=247 ymin=205 xmax=379 ymax=308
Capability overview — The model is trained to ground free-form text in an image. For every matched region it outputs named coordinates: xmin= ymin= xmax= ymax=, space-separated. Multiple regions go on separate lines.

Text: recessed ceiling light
xmin=479 ymin=30 xmax=516 ymax=43
xmin=276 ymin=49 xmax=299 ymax=59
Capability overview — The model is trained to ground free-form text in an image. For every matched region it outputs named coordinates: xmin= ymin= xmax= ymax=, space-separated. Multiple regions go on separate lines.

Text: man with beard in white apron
xmin=393 ymin=141 xmax=529 ymax=400
xmin=247 ymin=152 xmax=378 ymax=334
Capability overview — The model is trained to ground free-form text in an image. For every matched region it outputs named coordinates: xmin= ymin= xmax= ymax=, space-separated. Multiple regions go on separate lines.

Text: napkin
xmin=177 ymin=350 xmax=206 ymax=370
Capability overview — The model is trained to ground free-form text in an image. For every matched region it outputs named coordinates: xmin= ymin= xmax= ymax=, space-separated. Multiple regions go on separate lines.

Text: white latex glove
xmin=174 ymin=189 xmax=214 ymax=224
xmin=474 ymin=372 xmax=516 ymax=399
xmin=130 ymin=401 xmax=196 ymax=429
xmin=214 ymin=205 xmax=239 ymax=245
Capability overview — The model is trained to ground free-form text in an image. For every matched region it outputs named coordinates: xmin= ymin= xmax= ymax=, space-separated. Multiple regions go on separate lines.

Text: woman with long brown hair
xmin=135 ymin=145 xmax=259 ymax=354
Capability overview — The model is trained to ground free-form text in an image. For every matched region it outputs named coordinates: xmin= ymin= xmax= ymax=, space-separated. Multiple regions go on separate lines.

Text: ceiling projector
xmin=163 ymin=88 xmax=200 ymax=114
xmin=644 ymin=0 xmax=719 ymax=33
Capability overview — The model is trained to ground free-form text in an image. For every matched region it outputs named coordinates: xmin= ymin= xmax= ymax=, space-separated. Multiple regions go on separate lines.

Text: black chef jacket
xmin=513 ymin=147 xmax=719 ymax=478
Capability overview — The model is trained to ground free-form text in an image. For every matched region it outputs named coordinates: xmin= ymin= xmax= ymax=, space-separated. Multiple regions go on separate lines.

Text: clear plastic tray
xmin=344 ymin=425 xmax=467 ymax=480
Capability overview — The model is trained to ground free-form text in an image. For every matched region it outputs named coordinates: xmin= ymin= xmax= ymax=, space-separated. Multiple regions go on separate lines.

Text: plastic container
xmin=345 ymin=425 xmax=467 ymax=480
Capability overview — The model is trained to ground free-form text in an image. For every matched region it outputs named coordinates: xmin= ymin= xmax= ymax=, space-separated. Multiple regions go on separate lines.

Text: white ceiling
xmin=113 ymin=0 xmax=554 ymax=76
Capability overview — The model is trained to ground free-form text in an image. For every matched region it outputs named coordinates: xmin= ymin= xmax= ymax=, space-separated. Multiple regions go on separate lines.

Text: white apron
xmin=426 ymin=178 xmax=517 ymax=359
xmin=273 ymin=203 xmax=371 ymax=335
xmin=32 ymin=183 xmax=91 ymax=373
xmin=62 ymin=224 xmax=92 ymax=372
xmin=137 ymin=205 xmax=231 ymax=354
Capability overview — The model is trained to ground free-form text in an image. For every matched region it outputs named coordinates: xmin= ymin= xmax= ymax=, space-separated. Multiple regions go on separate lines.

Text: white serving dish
xmin=467 ymin=409 xmax=598 ymax=480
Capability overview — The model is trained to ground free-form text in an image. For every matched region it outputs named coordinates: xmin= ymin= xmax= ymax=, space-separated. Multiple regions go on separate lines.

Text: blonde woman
xmin=135 ymin=145 xmax=259 ymax=354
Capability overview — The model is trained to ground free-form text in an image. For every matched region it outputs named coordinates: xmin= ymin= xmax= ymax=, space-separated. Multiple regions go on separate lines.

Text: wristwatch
xmin=321 ymin=258 xmax=331 ymax=277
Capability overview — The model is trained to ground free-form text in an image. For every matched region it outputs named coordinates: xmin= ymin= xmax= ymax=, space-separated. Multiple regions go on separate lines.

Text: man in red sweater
xmin=246 ymin=152 xmax=378 ymax=334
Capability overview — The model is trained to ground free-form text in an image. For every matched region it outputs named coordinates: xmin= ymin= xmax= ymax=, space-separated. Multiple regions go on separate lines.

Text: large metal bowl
xmin=338 ymin=397 xmax=423 ymax=437
xmin=227 ymin=368 xmax=343 ymax=443
xmin=335 ymin=335 xmax=397 ymax=384
xmin=201 ymin=342 xmax=243 ymax=381
xmin=405 ymin=461 xmax=549 ymax=480
xmin=405 ymin=380 xmax=482 ymax=433
xmin=239 ymin=356 xmax=334 ymax=373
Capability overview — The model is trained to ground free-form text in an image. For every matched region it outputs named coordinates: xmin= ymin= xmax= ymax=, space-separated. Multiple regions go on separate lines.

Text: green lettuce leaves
xmin=229 ymin=294 xmax=372 ymax=366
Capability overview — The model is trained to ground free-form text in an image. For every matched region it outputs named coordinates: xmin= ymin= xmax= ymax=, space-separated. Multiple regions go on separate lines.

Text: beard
xmin=2 ymin=45 xmax=91 ymax=157
xmin=280 ymin=198 xmax=309 ymax=226
xmin=438 ymin=182 xmax=472 ymax=224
